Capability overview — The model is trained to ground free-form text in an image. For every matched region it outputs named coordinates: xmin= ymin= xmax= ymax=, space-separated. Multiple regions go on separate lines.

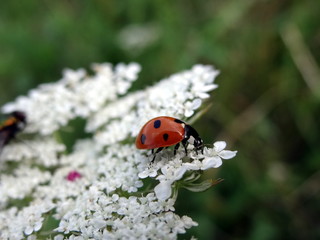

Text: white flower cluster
xmin=140 ymin=141 xmax=236 ymax=201
xmin=0 ymin=137 xmax=65 ymax=166
xmin=0 ymin=199 xmax=55 ymax=239
xmin=0 ymin=165 xmax=51 ymax=207
xmin=55 ymin=188 xmax=197 ymax=239
xmin=2 ymin=63 xmax=141 ymax=135
xmin=0 ymin=63 xmax=236 ymax=239
xmin=87 ymin=64 xmax=219 ymax=149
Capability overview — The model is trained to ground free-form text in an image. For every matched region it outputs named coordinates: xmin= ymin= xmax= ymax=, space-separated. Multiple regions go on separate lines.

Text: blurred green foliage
xmin=1 ymin=0 xmax=319 ymax=239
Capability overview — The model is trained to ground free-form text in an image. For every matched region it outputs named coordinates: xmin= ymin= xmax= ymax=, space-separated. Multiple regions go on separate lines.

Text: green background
xmin=1 ymin=0 xmax=319 ymax=239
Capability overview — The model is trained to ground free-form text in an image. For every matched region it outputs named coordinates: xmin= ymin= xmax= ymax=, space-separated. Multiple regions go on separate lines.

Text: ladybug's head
xmin=184 ymin=124 xmax=204 ymax=154
xmin=193 ymin=136 xmax=204 ymax=154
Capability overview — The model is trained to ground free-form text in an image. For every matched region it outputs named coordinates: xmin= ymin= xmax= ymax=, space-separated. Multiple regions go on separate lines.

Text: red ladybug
xmin=0 ymin=111 xmax=26 ymax=153
xmin=135 ymin=116 xmax=203 ymax=161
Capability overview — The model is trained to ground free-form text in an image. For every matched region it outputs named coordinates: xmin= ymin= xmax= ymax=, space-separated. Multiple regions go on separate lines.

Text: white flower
xmin=2 ymin=63 xmax=140 ymax=135
xmin=61 ymin=68 xmax=86 ymax=85
xmin=154 ymin=181 xmax=173 ymax=201
xmin=200 ymin=141 xmax=237 ymax=170
xmin=0 ymin=166 xmax=51 ymax=207
xmin=54 ymin=235 xmax=64 ymax=240
xmin=213 ymin=141 xmax=237 ymax=159
xmin=0 ymin=137 xmax=65 ymax=167
xmin=184 ymin=98 xmax=202 ymax=117
xmin=138 ymin=167 xmax=158 ymax=179
xmin=115 ymin=62 xmax=141 ymax=82
xmin=0 ymin=63 xmax=236 ymax=239
xmin=141 ymin=141 xmax=237 ymax=201
xmin=24 ymin=216 xmax=43 ymax=235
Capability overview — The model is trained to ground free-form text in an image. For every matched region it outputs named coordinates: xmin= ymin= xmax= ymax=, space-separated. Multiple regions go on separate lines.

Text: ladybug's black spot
xmin=141 ymin=134 xmax=146 ymax=144
xmin=174 ymin=119 xmax=184 ymax=124
xmin=163 ymin=133 xmax=169 ymax=141
xmin=154 ymin=120 xmax=161 ymax=129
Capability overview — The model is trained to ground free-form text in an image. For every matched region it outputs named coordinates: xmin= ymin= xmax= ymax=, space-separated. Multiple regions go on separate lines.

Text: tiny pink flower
xmin=66 ymin=171 xmax=82 ymax=182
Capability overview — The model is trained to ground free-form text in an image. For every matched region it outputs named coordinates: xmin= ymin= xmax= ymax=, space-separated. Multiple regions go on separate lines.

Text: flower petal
xmin=138 ymin=171 xmax=149 ymax=179
xmin=184 ymin=162 xmax=201 ymax=171
xmin=34 ymin=221 xmax=43 ymax=231
xmin=154 ymin=181 xmax=172 ymax=201
xmin=219 ymin=150 xmax=237 ymax=159
xmin=201 ymin=156 xmax=222 ymax=170
xmin=203 ymin=84 xmax=218 ymax=92
xmin=173 ymin=166 xmax=187 ymax=180
xmin=213 ymin=141 xmax=226 ymax=152
xmin=184 ymin=109 xmax=194 ymax=117
xmin=24 ymin=226 xmax=33 ymax=235
xmin=191 ymin=99 xmax=202 ymax=110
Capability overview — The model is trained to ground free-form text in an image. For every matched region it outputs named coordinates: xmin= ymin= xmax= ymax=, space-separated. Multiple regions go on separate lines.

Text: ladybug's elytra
xmin=0 ymin=111 xmax=26 ymax=152
xmin=135 ymin=116 xmax=203 ymax=161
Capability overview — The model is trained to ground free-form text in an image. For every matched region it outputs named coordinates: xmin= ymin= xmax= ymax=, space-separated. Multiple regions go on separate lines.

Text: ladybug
xmin=0 ymin=111 xmax=26 ymax=153
xmin=135 ymin=116 xmax=203 ymax=161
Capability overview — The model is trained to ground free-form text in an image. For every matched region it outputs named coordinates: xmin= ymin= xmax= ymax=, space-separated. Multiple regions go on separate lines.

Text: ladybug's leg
xmin=155 ymin=147 xmax=164 ymax=154
xmin=152 ymin=147 xmax=164 ymax=162
xmin=181 ymin=139 xmax=188 ymax=156
xmin=174 ymin=143 xmax=180 ymax=155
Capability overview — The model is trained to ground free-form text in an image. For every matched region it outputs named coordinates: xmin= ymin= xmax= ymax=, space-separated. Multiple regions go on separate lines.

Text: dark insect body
xmin=135 ymin=116 xmax=203 ymax=161
xmin=0 ymin=111 xmax=26 ymax=153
